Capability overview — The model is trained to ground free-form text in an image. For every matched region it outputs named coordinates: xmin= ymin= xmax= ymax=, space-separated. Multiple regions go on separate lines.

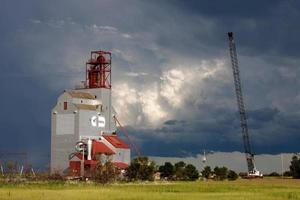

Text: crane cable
xmin=113 ymin=116 xmax=141 ymax=156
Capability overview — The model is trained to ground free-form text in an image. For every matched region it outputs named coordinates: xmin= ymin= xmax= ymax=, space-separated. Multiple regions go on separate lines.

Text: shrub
xmin=227 ymin=170 xmax=238 ymax=180
xmin=125 ymin=156 xmax=155 ymax=181
xmin=283 ymin=171 xmax=292 ymax=177
xmin=157 ymin=162 xmax=199 ymax=181
xmin=174 ymin=161 xmax=186 ymax=180
xmin=267 ymin=172 xmax=280 ymax=177
xmin=48 ymin=172 xmax=64 ymax=181
xmin=184 ymin=164 xmax=199 ymax=181
xmin=201 ymin=166 xmax=212 ymax=179
xmin=214 ymin=166 xmax=228 ymax=180
xmin=289 ymin=155 xmax=300 ymax=179
xmin=93 ymin=161 xmax=117 ymax=184
xmin=238 ymin=172 xmax=248 ymax=178
xmin=159 ymin=162 xmax=175 ymax=180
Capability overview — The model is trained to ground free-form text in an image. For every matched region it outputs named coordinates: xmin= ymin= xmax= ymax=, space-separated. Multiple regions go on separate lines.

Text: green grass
xmin=0 ymin=178 xmax=300 ymax=200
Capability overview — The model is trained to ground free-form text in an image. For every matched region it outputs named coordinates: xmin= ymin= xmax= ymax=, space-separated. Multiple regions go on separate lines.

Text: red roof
xmin=103 ymin=135 xmax=129 ymax=149
xmin=113 ymin=162 xmax=129 ymax=169
xmin=92 ymin=140 xmax=115 ymax=155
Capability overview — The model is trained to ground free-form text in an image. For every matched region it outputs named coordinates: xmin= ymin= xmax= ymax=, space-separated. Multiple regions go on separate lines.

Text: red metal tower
xmin=85 ymin=50 xmax=112 ymax=89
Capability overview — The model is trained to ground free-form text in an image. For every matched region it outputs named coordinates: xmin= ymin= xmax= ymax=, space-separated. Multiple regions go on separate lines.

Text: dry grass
xmin=0 ymin=178 xmax=299 ymax=200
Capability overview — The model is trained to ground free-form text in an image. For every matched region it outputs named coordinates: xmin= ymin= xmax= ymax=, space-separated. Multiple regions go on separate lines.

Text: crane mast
xmin=227 ymin=32 xmax=262 ymax=177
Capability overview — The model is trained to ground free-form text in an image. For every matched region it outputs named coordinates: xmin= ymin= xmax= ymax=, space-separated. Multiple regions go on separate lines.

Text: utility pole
xmin=281 ymin=153 xmax=284 ymax=178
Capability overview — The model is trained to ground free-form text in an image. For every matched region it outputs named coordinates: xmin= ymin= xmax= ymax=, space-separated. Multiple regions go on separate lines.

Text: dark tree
xmin=227 ymin=170 xmax=238 ymax=181
xmin=159 ymin=162 xmax=175 ymax=180
xmin=174 ymin=161 xmax=186 ymax=180
xmin=201 ymin=166 xmax=212 ymax=179
xmin=289 ymin=155 xmax=300 ymax=179
xmin=267 ymin=172 xmax=280 ymax=177
xmin=126 ymin=156 xmax=156 ymax=181
xmin=214 ymin=166 xmax=228 ymax=180
xmin=184 ymin=164 xmax=199 ymax=181
xmin=283 ymin=171 xmax=292 ymax=177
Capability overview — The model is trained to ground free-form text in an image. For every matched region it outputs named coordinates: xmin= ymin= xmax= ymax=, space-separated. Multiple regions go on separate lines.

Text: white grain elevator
xmin=51 ymin=50 xmax=130 ymax=176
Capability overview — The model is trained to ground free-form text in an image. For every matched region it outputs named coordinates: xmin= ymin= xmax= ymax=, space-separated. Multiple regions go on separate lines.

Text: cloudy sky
xmin=1 ymin=0 xmax=300 ymax=167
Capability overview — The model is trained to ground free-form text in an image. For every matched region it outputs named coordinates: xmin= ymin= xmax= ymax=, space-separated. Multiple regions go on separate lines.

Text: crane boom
xmin=227 ymin=32 xmax=262 ymax=177
xmin=113 ymin=116 xmax=141 ymax=157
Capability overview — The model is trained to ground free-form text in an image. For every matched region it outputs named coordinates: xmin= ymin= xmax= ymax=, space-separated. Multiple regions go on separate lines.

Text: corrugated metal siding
xmin=78 ymin=110 xmax=102 ymax=137
xmin=56 ymin=114 xmax=75 ymax=135
xmin=75 ymin=88 xmax=117 ymax=133
xmin=67 ymin=91 xmax=95 ymax=99
xmin=51 ymin=135 xmax=76 ymax=174
xmin=51 ymin=89 xmax=129 ymax=174
xmin=74 ymin=104 xmax=98 ymax=110
xmin=51 ymin=111 xmax=77 ymax=174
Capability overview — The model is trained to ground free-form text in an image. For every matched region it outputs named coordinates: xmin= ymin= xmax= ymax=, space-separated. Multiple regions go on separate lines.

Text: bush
xmin=201 ymin=166 xmax=212 ymax=179
xmin=174 ymin=161 xmax=186 ymax=180
xmin=159 ymin=162 xmax=175 ymax=180
xmin=48 ymin=172 xmax=64 ymax=181
xmin=184 ymin=164 xmax=199 ymax=181
xmin=93 ymin=161 xmax=117 ymax=184
xmin=214 ymin=166 xmax=228 ymax=180
xmin=125 ymin=156 xmax=156 ymax=181
xmin=238 ymin=172 xmax=248 ymax=178
xmin=283 ymin=171 xmax=292 ymax=177
xmin=227 ymin=170 xmax=238 ymax=180
xmin=289 ymin=155 xmax=300 ymax=179
xmin=158 ymin=161 xmax=199 ymax=181
xmin=267 ymin=172 xmax=280 ymax=177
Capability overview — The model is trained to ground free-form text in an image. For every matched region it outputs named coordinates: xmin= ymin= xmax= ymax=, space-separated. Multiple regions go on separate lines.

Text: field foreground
xmin=0 ymin=178 xmax=300 ymax=200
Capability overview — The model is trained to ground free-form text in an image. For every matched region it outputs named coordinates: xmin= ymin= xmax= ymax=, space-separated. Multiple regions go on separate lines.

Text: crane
xmin=113 ymin=116 xmax=141 ymax=157
xmin=227 ymin=32 xmax=263 ymax=178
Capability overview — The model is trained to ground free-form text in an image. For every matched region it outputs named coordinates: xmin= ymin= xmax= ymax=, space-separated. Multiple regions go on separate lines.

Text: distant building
xmin=50 ymin=51 xmax=130 ymax=176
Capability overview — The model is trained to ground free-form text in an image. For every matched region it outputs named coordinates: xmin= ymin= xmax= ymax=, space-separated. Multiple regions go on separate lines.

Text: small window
xmin=64 ymin=102 xmax=68 ymax=110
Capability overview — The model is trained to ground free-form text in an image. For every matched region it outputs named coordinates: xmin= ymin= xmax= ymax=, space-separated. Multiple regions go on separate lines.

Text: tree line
xmin=118 ymin=154 xmax=300 ymax=182
xmin=1 ymin=154 xmax=300 ymax=183
xmin=125 ymin=157 xmax=238 ymax=182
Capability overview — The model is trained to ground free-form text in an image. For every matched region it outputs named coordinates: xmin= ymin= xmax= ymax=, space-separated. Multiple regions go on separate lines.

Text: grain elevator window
xmin=64 ymin=102 xmax=68 ymax=110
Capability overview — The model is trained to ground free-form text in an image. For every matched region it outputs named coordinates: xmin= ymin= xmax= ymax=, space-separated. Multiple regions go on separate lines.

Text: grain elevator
xmin=50 ymin=50 xmax=130 ymax=176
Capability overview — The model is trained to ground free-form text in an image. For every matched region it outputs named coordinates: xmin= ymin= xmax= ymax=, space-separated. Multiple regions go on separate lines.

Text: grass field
xmin=0 ymin=178 xmax=300 ymax=200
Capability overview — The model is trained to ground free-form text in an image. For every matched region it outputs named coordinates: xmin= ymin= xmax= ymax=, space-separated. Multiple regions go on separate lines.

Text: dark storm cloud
xmin=127 ymin=106 xmax=300 ymax=157
xmin=152 ymin=0 xmax=300 ymax=59
xmin=0 ymin=0 xmax=300 ymax=168
xmin=174 ymin=0 xmax=283 ymax=18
